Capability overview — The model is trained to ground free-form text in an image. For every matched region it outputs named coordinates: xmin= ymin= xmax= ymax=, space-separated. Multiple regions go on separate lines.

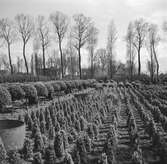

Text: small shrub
xmin=51 ymin=82 xmax=61 ymax=92
xmin=44 ymin=83 xmax=54 ymax=99
xmin=56 ymin=81 xmax=67 ymax=90
xmin=34 ymin=132 xmax=44 ymax=152
xmin=33 ymin=152 xmax=42 ymax=164
xmin=65 ymin=81 xmax=75 ymax=90
xmin=49 ymin=126 xmax=55 ymax=140
xmin=44 ymin=146 xmax=55 ymax=164
xmin=64 ymin=152 xmax=74 ymax=164
xmin=54 ymin=131 xmax=64 ymax=158
xmin=22 ymin=138 xmax=33 ymax=160
xmin=87 ymin=123 xmax=94 ymax=139
xmin=21 ymin=84 xmax=38 ymax=105
xmin=7 ymin=84 xmax=25 ymax=101
xmin=34 ymin=82 xmax=48 ymax=97
xmin=7 ymin=150 xmax=22 ymax=164
xmin=0 ymin=138 xmax=7 ymax=163
xmin=0 ymin=86 xmax=12 ymax=112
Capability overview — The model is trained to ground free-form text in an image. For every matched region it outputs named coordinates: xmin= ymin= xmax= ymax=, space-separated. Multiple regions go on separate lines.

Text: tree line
xmin=0 ymin=12 xmax=167 ymax=81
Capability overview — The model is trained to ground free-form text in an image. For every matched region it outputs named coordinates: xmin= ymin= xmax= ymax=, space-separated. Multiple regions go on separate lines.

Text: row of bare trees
xmin=0 ymin=12 xmax=97 ymax=79
xmin=0 ymin=13 xmax=167 ymax=80
xmin=125 ymin=18 xmax=162 ymax=82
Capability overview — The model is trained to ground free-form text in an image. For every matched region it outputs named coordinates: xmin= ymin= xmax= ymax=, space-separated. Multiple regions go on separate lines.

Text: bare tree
xmin=125 ymin=22 xmax=136 ymax=80
xmin=33 ymin=38 xmax=40 ymax=76
xmin=87 ymin=24 xmax=98 ymax=77
xmin=148 ymin=23 xmax=160 ymax=82
xmin=0 ymin=18 xmax=16 ymax=74
xmin=15 ymin=14 xmax=34 ymax=74
xmin=16 ymin=56 xmax=22 ymax=73
xmin=36 ymin=15 xmax=50 ymax=75
xmin=95 ymin=48 xmax=107 ymax=73
xmin=133 ymin=18 xmax=148 ymax=76
xmin=66 ymin=31 xmax=78 ymax=79
xmin=107 ymin=20 xmax=117 ymax=78
xmin=50 ymin=11 xmax=68 ymax=79
xmin=72 ymin=14 xmax=92 ymax=79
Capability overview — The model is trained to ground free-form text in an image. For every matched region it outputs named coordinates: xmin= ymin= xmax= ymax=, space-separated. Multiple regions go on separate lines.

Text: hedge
xmin=56 ymin=81 xmax=67 ymax=91
xmin=21 ymin=84 xmax=38 ymax=105
xmin=44 ymin=82 xmax=54 ymax=99
xmin=33 ymin=82 xmax=48 ymax=97
xmin=7 ymin=84 xmax=25 ymax=101
xmin=0 ymin=79 xmax=97 ymax=106
xmin=0 ymin=86 xmax=12 ymax=112
xmin=51 ymin=82 xmax=61 ymax=92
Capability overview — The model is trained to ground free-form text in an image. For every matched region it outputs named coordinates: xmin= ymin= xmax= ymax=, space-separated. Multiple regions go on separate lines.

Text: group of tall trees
xmin=125 ymin=18 xmax=161 ymax=82
xmin=0 ymin=12 xmax=95 ymax=79
xmin=0 ymin=12 xmax=166 ymax=80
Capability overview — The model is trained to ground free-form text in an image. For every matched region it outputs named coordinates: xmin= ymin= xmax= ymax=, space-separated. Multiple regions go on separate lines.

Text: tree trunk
xmin=7 ymin=43 xmax=13 ymax=74
xmin=70 ymin=55 xmax=74 ymax=79
xmin=150 ymin=46 xmax=154 ymax=83
xmin=90 ymin=48 xmax=94 ymax=78
xmin=59 ymin=40 xmax=64 ymax=79
xmin=35 ymin=53 xmax=38 ymax=76
xmin=78 ymin=47 xmax=82 ymax=79
xmin=42 ymin=45 xmax=46 ymax=75
xmin=138 ymin=47 xmax=141 ymax=76
xmin=23 ymin=43 xmax=29 ymax=74
xmin=110 ymin=60 xmax=113 ymax=79
xmin=153 ymin=43 xmax=159 ymax=82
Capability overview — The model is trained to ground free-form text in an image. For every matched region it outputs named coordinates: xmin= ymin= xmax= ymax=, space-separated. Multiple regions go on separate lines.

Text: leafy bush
xmin=65 ymin=81 xmax=75 ymax=89
xmin=64 ymin=152 xmax=74 ymax=164
xmin=22 ymin=138 xmax=33 ymax=160
xmin=0 ymin=138 xmax=7 ymax=163
xmin=82 ymin=80 xmax=90 ymax=89
xmin=54 ymin=131 xmax=64 ymax=158
xmin=44 ymin=146 xmax=55 ymax=164
xmin=33 ymin=82 xmax=48 ymax=97
xmin=44 ymin=82 xmax=54 ymax=99
xmin=34 ymin=131 xmax=44 ymax=152
xmin=7 ymin=150 xmax=22 ymax=164
xmin=33 ymin=152 xmax=42 ymax=164
xmin=7 ymin=84 xmax=25 ymax=101
xmin=21 ymin=84 xmax=38 ymax=105
xmin=56 ymin=81 xmax=67 ymax=90
xmin=51 ymin=82 xmax=61 ymax=92
xmin=0 ymin=86 xmax=12 ymax=112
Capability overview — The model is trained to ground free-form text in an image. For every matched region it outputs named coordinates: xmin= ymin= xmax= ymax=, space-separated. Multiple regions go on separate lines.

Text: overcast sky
xmin=0 ymin=0 xmax=167 ymax=72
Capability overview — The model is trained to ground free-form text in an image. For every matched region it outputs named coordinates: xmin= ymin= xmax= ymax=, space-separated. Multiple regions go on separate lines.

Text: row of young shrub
xmin=0 ymin=79 xmax=96 ymax=112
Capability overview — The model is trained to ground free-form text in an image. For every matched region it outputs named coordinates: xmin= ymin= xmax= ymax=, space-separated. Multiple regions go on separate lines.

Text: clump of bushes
xmin=21 ymin=84 xmax=38 ymax=105
xmin=33 ymin=152 xmax=42 ymax=164
xmin=51 ymin=82 xmax=61 ymax=92
xmin=44 ymin=146 xmax=55 ymax=164
xmin=22 ymin=138 xmax=33 ymax=160
xmin=54 ymin=131 xmax=64 ymax=158
xmin=56 ymin=81 xmax=67 ymax=91
xmin=33 ymin=82 xmax=48 ymax=97
xmin=7 ymin=84 xmax=25 ymax=101
xmin=0 ymin=86 xmax=12 ymax=112
xmin=44 ymin=82 xmax=54 ymax=99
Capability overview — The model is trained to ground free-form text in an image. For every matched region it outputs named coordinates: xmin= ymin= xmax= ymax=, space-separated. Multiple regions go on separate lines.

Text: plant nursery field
xmin=0 ymin=80 xmax=167 ymax=164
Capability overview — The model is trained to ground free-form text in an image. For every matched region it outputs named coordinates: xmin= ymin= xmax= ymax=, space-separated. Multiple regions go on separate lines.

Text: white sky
xmin=0 ymin=0 xmax=167 ymax=72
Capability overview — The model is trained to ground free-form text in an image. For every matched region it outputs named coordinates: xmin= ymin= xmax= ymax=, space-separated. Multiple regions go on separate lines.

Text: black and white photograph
xmin=0 ymin=0 xmax=167 ymax=163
